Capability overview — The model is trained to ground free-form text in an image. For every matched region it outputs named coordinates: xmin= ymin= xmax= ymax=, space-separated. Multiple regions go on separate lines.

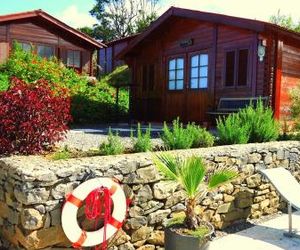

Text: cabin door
xmin=164 ymin=50 xmax=212 ymax=123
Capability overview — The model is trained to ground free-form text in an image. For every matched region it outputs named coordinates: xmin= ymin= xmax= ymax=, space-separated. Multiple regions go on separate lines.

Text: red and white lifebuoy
xmin=61 ymin=178 xmax=127 ymax=247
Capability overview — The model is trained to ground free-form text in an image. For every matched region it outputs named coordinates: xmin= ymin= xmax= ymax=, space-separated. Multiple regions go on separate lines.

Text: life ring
xmin=61 ymin=178 xmax=127 ymax=247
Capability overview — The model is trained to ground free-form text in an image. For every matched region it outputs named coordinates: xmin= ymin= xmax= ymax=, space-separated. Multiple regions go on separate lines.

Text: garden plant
xmin=0 ymin=77 xmax=71 ymax=155
xmin=99 ymin=128 xmax=125 ymax=155
xmin=131 ymin=123 xmax=152 ymax=152
xmin=161 ymin=118 xmax=215 ymax=150
xmin=0 ymin=43 xmax=129 ymax=124
xmin=217 ymin=99 xmax=279 ymax=145
xmin=153 ymin=153 xmax=237 ymax=249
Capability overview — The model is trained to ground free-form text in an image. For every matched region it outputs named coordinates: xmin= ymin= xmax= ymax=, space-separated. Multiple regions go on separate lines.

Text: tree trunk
xmin=185 ymin=198 xmax=199 ymax=230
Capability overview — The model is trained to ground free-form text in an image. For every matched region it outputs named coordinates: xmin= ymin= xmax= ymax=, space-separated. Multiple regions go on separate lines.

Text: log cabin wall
xmin=128 ymin=17 xmax=266 ymax=123
xmin=280 ymin=43 xmax=300 ymax=120
xmin=0 ymin=21 xmax=94 ymax=75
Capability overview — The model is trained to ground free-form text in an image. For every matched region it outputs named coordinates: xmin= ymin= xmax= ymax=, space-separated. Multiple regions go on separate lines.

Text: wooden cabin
xmin=0 ymin=10 xmax=104 ymax=75
xmin=99 ymin=34 xmax=137 ymax=74
xmin=119 ymin=7 xmax=300 ymax=123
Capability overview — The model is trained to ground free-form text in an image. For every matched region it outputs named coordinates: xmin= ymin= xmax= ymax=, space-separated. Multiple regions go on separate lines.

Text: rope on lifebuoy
xmin=61 ymin=178 xmax=127 ymax=248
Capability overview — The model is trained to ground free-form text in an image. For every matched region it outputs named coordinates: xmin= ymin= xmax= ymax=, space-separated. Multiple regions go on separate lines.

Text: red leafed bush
xmin=0 ymin=77 xmax=72 ymax=155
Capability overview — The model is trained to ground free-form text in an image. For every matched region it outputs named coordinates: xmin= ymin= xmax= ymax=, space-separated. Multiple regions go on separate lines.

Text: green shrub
xmin=161 ymin=118 xmax=194 ymax=150
xmin=0 ymin=74 xmax=9 ymax=92
xmin=0 ymin=43 xmax=129 ymax=123
xmin=106 ymin=65 xmax=131 ymax=87
xmin=217 ymin=113 xmax=250 ymax=145
xmin=99 ymin=129 xmax=125 ymax=155
xmin=187 ymin=123 xmax=215 ymax=148
xmin=239 ymin=100 xmax=279 ymax=142
xmin=131 ymin=123 xmax=152 ymax=152
xmin=51 ymin=146 xmax=71 ymax=161
xmin=217 ymin=99 xmax=279 ymax=145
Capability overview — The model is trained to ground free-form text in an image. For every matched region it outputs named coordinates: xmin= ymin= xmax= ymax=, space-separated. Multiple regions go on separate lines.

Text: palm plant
xmin=153 ymin=153 xmax=237 ymax=230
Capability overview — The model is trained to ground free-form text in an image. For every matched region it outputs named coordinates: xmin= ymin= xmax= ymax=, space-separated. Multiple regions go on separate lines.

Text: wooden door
xmin=164 ymin=51 xmax=213 ymax=123
xmin=164 ymin=55 xmax=186 ymax=122
xmin=185 ymin=51 xmax=213 ymax=123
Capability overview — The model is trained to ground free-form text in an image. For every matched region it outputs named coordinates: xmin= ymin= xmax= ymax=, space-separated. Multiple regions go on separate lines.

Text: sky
xmin=0 ymin=0 xmax=300 ymax=28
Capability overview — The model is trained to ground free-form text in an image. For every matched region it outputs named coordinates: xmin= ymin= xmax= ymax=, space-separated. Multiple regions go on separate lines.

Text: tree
xmin=88 ymin=0 xmax=159 ymax=42
xmin=270 ymin=9 xmax=300 ymax=32
xmin=78 ymin=27 xmax=94 ymax=37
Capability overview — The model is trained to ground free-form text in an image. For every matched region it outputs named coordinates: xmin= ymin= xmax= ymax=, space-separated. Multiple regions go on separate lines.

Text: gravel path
xmin=58 ymin=129 xmax=163 ymax=151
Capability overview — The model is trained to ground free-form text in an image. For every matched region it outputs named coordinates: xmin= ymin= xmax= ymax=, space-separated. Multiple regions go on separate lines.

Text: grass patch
xmin=186 ymin=226 xmax=210 ymax=239
xmin=51 ymin=146 xmax=71 ymax=160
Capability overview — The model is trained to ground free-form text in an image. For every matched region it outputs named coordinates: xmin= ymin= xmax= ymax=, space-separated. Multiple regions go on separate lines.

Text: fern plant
xmin=161 ymin=118 xmax=194 ymax=149
xmin=153 ymin=153 xmax=237 ymax=230
xmin=131 ymin=123 xmax=152 ymax=152
xmin=99 ymin=128 xmax=124 ymax=155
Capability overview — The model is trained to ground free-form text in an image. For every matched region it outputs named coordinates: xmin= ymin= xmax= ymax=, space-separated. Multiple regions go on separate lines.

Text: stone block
xmin=235 ymin=198 xmax=252 ymax=208
xmin=147 ymin=230 xmax=164 ymax=246
xmin=148 ymin=209 xmax=170 ymax=224
xmin=216 ymin=203 xmax=234 ymax=214
xmin=153 ymin=181 xmax=179 ymax=200
xmin=131 ymin=226 xmax=153 ymax=242
xmin=126 ymin=216 xmax=148 ymax=230
xmin=246 ymin=174 xmax=261 ymax=188
xmin=14 ymin=187 xmax=50 ymax=205
xmin=0 ymin=201 xmax=9 ymax=218
xmin=165 ymin=190 xmax=185 ymax=208
xmin=21 ymin=208 xmax=44 ymax=230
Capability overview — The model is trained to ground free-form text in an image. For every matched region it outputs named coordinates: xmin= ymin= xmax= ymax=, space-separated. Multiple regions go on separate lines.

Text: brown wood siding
xmin=129 ymin=18 xmax=265 ymax=123
xmin=0 ymin=25 xmax=7 ymax=41
xmin=214 ymin=25 xmax=257 ymax=101
xmin=10 ymin=22 xmax=58 ymax=45
xmin=280 ymin=44 xmax=300 ymax=119
xmin=3 ymin=21 xmax=94 ymax=75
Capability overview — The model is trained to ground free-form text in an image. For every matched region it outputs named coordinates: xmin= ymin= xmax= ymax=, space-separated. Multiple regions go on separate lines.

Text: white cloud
xmin=57 ymin=5 xmax=97 ymax=28
xmin=161 ymin=0 xmax=300 ymax=22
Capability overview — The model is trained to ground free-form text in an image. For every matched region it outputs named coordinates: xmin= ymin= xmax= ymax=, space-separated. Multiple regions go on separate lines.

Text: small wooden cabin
xmin=119 ymin=7 xmax=300 ymax=123
xmin=0 ymin=10 xmax=104 ymax=75
xmin=99 ymin=34 xmax=137 ymax=74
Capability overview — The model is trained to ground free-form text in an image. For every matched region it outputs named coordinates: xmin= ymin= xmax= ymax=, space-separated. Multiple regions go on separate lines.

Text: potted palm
xmin=153 ymin=154 xmax=237 ymax=250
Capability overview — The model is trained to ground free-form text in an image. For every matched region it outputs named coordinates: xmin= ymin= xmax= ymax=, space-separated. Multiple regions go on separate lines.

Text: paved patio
xmin=209 ymin=211 xmax=300 ymax=250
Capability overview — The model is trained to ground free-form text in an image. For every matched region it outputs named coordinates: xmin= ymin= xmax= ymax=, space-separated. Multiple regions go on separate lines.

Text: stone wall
xmin=0 ymin=141 xmax=300 ymax=249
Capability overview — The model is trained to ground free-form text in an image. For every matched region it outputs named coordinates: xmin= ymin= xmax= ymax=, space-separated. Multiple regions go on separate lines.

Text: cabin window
xmin=168 ymin=58 xmax=184 ymax=90
xmin=142 ymin=65 xmax=155 ymax=91
xmin=20 ymin=42 xmax=31 ymax=53
xmin=237 ymin=49 xmax=249 ymax=86
xmin=37 ymin=45 xmax=54 ymax=59
xmin=225 ymin=48 xmax=249 ymax=87
xmin=190 ymin=53 xmax=208 ymax=89
xmin=67 ymin=50 xmax=81 ymax=68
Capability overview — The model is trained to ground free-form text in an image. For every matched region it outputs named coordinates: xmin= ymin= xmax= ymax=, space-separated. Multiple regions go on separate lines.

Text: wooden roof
xmin=0 ymin=9 xmax=105 ymax=49
xmin=119 ymin=6 xmax=300 ymax=58
xmin=105 ymin=34 xmax=139 ymax=46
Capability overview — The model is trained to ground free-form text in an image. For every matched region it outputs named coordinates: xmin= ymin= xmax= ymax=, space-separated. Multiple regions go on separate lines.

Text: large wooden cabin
xmin=0 ymin=10 xmax=104 ymax=75
xmin=119 ymin=7 xmax=300 ymax=123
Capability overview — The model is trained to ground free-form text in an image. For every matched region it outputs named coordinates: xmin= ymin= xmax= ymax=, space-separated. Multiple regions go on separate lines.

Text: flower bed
xmin=0 ymin=141 xmax=299 ymax=249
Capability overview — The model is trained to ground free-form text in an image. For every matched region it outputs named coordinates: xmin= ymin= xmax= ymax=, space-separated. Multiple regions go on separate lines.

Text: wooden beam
xmin=251 ymin=33 xmax=258 ymax=96
xmin=273 ymin=39 xmax=283 ymax=119
xmin=211 ymin=24 xmax=218 ymax=102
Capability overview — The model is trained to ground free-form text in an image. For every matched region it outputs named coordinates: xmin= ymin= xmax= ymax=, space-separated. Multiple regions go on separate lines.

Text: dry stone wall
xmin=0 ymin=141 xmax=300 ymax=249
